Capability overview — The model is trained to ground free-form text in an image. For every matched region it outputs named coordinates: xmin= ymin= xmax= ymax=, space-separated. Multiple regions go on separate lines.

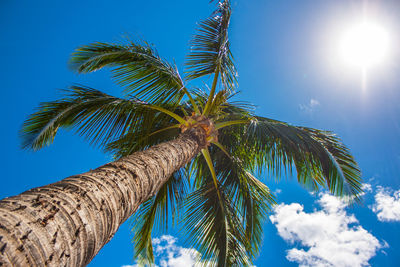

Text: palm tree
xmin=0 ymin=1 xmax=362 ymax=266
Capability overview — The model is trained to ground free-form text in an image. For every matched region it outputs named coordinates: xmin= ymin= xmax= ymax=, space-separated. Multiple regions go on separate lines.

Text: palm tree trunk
xmin=0 ymin=129 xmax=204 ymax=266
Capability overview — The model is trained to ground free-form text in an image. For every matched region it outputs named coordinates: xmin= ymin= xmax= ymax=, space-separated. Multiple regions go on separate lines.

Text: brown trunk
xmin=0 ymin=130 xmax=204 ymax=266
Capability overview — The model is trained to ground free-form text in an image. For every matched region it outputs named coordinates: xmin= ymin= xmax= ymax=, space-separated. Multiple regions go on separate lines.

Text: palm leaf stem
xmin=132 ymin=124 xmax=181 ymax=150
xmin=181 ymin=86 xmax=200 ymax=114
xmin=148 ymin=124 xmax=180 ymax=137
xmin=211 ymin=141 xmax=232 ymax=159
xmin=201 ymin=148 xmax=225 ymax=214
xmin=144 ymin=104 xmax=187 ymax=124
xmin=215 ymin=119 xmax=250 ymax=130
xmin=200 ymin=148 xmax=229 ymax=263
xmin=203 ymin=67 xmax=220 ymax=116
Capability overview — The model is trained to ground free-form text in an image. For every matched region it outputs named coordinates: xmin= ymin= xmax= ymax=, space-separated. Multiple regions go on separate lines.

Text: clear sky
xmin=1 ymin=0 xmax=400 ymax=266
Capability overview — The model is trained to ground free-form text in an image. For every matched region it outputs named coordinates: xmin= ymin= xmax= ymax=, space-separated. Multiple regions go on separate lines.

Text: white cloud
xmin=154 ymin=235 xmax=200 ymax=267
xmin=274 ymin=188 xmax=282 ymax=195
xmin=270 ymin=193 xmax=386 ymax=267
xmin=361 ymin=183 xmax=373 ymax=193
xmin=123 ymin=235 xmax=201 ymax=267
xmin=123 ymin=235 xmax=257 ymax=267
xmin=299 ymin=98 xmax=320 ymax=113
xmin=310 ymin=98 xmax=320 ymax=107
xmin=371 ymin=186 xmax=400 ymax=222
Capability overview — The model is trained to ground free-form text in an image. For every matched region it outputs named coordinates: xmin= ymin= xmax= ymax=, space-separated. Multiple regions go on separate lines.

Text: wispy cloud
xmin=299 ymin=98 xmax=320 ymax=113
xmin=270 ymin=193 xmax=386 ymax=267
xmin=361 ymin=183 xmax=373 ymax=193
xmin=274 ymin=188 xmax=282 ymax=195
xmin=371 ymin=186 xmax=400 ymax=222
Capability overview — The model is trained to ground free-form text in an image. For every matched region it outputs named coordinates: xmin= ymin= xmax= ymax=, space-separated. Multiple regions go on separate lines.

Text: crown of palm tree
xmin=21 ymin=1 xmax=362 ymax=266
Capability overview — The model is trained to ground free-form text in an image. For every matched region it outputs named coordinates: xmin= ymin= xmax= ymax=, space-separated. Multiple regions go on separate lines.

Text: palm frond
xmin=185 ymin=0 xmax=237 ymax=92
xmin=205 ymin=117 xmax=276 ymax=259
xmin=211 ymin=142 xmax=275 ymax=259
xmin=20 ymin=85 xmax=176 ymax=151
xmin=181 ymin=141 xmax=274 ymax=266
xmin=131 ymin=169 xmax=188 ymax=265
xmin=226 ymin=116 xmax=363 ymax=200
xmin=69 ymin=41 xmax=187 ymax=105
xmin=182 ymin=181 xmax=251 ymax=266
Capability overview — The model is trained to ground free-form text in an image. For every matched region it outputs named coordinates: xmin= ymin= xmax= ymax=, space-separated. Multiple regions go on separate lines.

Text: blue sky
xmin=1 ymin=0 xmax=400 ymax=266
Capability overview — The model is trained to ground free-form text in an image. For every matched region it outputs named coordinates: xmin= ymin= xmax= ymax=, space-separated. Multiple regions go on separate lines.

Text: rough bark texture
xmin=0 ymin=130 xmax=203 ymax=267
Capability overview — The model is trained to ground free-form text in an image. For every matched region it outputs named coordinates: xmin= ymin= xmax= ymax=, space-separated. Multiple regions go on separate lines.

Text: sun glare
xmin=339 ymin=20 xmax=390 ymax=69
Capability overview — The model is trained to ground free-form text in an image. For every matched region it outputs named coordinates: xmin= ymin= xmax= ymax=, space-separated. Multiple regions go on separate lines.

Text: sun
xmin=338 ymin=20 xmax=390 ymax=69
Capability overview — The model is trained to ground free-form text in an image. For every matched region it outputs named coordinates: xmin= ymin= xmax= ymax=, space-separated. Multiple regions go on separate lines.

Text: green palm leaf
xmin=183 ymin=180 xmax=251 ymax=266
xmin=181 ymin=139 xmax=275 ymax=266
xmin=69 ymin=41 xmax=187 ymax=105
xmin=185 ymin=0 xmax=237 ymax=92
xmin=241 ymin=116 xmax=363 ymax=200
xmin=20 ymin=85 xmax=173 ymax=150
xmin=213 ymin=131 xmax=276 ymax=259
